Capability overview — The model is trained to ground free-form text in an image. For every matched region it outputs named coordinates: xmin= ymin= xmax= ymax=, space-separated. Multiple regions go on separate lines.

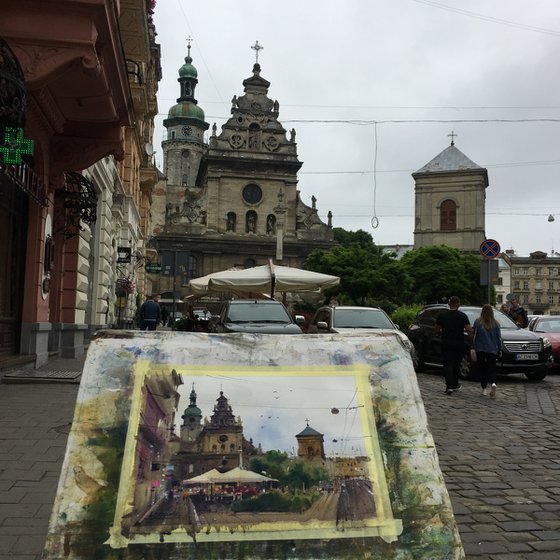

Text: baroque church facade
xmin=150 ymin=46 xmax=335 ymax=295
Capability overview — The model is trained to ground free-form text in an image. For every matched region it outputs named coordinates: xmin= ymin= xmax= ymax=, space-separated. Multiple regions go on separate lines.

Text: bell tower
xmin=413 ymin=135 xmax=488 ymax=253
xmin=161 ymin=40 xmax=209 ymax=225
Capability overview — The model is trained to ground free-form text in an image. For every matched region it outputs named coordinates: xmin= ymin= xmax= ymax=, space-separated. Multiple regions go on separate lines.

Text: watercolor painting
xmin=44 ymin=331 xmax=465 ymax=559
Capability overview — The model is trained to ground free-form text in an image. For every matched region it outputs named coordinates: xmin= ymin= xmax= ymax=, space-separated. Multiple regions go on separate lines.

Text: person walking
xmin=473 ymin=304 xmax=502 ymax=397
xmin=140 ymin=294 xmax=161 ymax=331
xmin=436 ymin=296 xmax=473 ymax=395
xmin=508 ymin=297 xmax=528 ymax=328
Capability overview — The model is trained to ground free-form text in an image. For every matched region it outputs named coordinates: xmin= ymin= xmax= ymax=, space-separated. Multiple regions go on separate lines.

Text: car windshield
xmin=333 ymin=309 xmax=395 ymax=329
xmin=533 ymin=319 xmax=560 ymax=333
xmin=226 ymin=303 xmax=291 ymax=323
xmin=463 ymin=309 xmax=518 ymax=330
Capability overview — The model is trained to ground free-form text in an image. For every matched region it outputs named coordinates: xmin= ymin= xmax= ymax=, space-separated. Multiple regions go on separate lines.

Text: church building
xmin=412 ymin=137 xmax=488 ymax=253
xmin=150 ymin=44 xmax=335 ymax=294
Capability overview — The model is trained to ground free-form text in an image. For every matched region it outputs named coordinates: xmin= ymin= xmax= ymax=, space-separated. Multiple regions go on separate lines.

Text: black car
xmin=408 ymin=305 xmax=552 ymax=381
xmin=210 ymin=299 xmax=305 ymax=334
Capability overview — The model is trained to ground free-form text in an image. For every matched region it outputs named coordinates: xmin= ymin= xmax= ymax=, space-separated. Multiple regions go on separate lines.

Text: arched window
xmin=440 ymin=199 xmax=457 ymax=231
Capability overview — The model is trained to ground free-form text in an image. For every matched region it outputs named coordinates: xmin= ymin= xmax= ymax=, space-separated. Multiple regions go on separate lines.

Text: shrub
xmin=391 ymin=305 xmax=422 ymax=335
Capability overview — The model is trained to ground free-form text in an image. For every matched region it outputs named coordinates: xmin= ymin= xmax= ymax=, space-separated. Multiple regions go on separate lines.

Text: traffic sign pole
xmin=479 ymin=239 xmax=501 ymax=304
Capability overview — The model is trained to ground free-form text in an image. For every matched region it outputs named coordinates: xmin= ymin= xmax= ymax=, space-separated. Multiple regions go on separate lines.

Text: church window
xmin=246 ymin=211 xmax=257 ymax=233
xmin=243 ymin=183 xmax=262 ymax=204
xmin=171 ymin=130 xmax=176 ymax=139
xmin=307 ymin=446 xmax=315 ymax=458
xmin=226 ymin=212 xmax=236 ymax=232
xmin=440 ymin=199 xmax=457 ymax=231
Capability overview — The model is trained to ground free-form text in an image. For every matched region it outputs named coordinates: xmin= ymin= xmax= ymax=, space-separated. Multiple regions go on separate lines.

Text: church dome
xmin=167 ymin=101 xmax=205 ymax=121
xmin=179 ymin=55 xmax=198 ymax=79
xmin=183 ymin=403 xmax=202 ymax=418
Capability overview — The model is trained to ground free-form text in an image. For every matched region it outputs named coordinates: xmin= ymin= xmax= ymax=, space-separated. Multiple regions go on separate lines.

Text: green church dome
xmin=167 ymin=101 xmax=205 ymax=121
xmin=179 ymin=55 xmax=198 ymax=79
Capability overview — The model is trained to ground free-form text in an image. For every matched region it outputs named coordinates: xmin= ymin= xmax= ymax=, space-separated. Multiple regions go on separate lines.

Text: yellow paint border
xmin=108 ymin=361 xmax=403 ymax=547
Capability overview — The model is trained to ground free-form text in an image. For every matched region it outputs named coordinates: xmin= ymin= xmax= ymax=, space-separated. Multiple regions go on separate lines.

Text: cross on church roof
xmin=448 ymin=130 xmax=458 ymax=146
xmin=251 ymin=40 xmax=263 ymax=63
xmin=186 ymin=36 xmax=192 ymax=55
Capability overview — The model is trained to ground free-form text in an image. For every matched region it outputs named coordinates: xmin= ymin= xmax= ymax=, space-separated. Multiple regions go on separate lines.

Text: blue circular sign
xmin=479 ymin=239 xmax=501 ymax=259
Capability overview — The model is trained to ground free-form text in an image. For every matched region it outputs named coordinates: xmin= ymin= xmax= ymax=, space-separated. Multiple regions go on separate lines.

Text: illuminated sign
xmin=0 ymin=127 xmax=34 ymax=165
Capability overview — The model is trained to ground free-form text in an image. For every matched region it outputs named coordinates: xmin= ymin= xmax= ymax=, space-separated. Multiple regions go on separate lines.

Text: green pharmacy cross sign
xmin=0 ymin=127 xmax=35 ymax=164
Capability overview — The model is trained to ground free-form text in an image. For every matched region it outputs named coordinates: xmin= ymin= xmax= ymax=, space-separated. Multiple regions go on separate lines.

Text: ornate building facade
xmin=0 ymin=0 xmax=160 ymax=366
xmin=150 ymin=50 xmax=335 ymax=297
xmin=413 ymin=139 xmax=488 ymax=253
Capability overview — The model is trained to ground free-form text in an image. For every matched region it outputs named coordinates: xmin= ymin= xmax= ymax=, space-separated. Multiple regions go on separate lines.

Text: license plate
xmin=516 ymin=353 xmax=539 ymax=361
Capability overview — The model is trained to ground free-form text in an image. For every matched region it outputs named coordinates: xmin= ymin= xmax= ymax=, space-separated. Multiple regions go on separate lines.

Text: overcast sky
xmin=152 ymin=1 xmax=560 ymax=256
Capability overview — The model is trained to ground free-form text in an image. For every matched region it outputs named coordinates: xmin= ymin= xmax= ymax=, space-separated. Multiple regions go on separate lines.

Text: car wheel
xmin=524 ymin=371 xmax=547 ymax=381
xmin=459 ymin=354 xmax=475 ymax=380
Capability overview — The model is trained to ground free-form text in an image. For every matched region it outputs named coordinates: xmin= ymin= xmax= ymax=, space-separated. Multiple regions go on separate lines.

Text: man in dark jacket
xmin=140 ymin=295 xmax=161 ymax=331
xmin=436 ymin=296 xmax=473 ymax=395
xmin=508 ymin=298 xmax=528 ymax=328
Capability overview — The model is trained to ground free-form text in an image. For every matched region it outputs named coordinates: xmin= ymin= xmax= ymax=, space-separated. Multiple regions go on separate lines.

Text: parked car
xmin=528 ymin=315 xmax=560 ymax=372
xmin=210 ymin=299 xmax=305 ymax=334
xmin=408 ymin=305 xmax=552 ymax=381
xmin=307 ymin=306 xmax=418 ymax=367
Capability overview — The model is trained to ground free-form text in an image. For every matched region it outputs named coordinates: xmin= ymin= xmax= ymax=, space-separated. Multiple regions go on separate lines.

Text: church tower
xmin=161 ymin=41 xmax=209 ymax=227
xmin=296 ymin=421 xmax=325 ymax=461
xmin=180 ymin=384 xmax=203 ymax=450
xmin=412 ymin=137 xmax=488 ymax=253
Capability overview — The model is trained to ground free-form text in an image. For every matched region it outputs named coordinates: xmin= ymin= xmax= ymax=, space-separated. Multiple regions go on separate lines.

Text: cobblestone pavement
xmin=419 ymin=369 xmax=560 ymax=559
xmin=0 ymin=360 xmax=559 ymax=559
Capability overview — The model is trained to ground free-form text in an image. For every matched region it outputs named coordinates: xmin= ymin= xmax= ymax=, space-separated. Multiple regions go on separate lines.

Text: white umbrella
xmin=189 ymin=261 xmax=339 ymax=298
xmin=212 ymin=467 xmax=277 ymax=484
xmin=183 ymin=468 xmax=223 ymax=484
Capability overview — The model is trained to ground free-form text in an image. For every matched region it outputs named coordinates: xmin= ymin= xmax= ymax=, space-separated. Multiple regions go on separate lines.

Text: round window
xmin=242 ymin=184 xmax=262 ymax=204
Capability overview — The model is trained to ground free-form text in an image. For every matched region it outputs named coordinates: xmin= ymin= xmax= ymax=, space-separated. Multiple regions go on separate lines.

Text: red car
xmin=529 ymin=315 xmax=560 ymax=372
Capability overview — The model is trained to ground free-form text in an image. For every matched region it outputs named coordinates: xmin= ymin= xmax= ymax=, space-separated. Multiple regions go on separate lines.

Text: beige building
xmin=503 ymin=251 xmax=560 ymax=315
xmin=150 ymin=50 xmax=335 ymax=296
xmin=413 ymin=140 xmax=488 ymax=253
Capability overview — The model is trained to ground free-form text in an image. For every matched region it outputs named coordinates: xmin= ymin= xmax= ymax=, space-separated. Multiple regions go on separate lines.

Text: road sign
xmin=479 ymin=238 xmax=501 ymax=259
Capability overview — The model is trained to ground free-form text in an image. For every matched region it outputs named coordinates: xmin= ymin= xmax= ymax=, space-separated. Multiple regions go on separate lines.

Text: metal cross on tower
xmin=448 ymin=130 xmax=458 ymax=146
xmin=186 ymin=36 xmax=192 ymax=55
xmin=251 ymin=40 xmax=263 ymax=63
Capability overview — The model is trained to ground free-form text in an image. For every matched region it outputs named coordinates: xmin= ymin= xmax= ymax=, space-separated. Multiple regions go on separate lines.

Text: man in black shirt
xmin=436 ymin=296 xmax=473 ymax=395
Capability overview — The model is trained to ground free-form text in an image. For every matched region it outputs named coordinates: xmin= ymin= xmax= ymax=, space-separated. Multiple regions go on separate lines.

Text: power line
xmin=410 ymin=0 xmax=560 ymax=37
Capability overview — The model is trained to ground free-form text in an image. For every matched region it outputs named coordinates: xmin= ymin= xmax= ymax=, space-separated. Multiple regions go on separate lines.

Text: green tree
xmin=304 ymin=229 xmax=412 ymax=310
xmin=400 ymin=245 xmax=487 ymax=305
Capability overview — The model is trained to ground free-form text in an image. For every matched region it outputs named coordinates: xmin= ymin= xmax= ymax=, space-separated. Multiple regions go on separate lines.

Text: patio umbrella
xmin=189 ymin=260 xmax=339 ymax=298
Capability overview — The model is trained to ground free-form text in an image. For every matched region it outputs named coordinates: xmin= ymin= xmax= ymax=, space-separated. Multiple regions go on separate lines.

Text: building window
xmin=536 ymin=281 xmax=542 ymax=290
xmin=536 ymin=294 xmax=542 ymax=304
xmin=497 ymin=294 xmax=503 ymax=303
xmin=171 ymin=130 xmax=176 ymax=139
xmin=536 ymin=268 xmax=541 ymax=276
xmin=549 ymin=281 xmax=554 ymax=289
xmin=522 ymin=295 xmax=528 ymax=304
xmin=523 ymin=281 xmax=529 ymax=290
xmin=514 ymin=280 xmax=520 ymax=289
xmin=523 ymin=268 xmax=528 ymax=275
xmin=549 ymin=295 xmax=554 ymax=304
xmin=440 ymin=199 xmax=457 ymax=231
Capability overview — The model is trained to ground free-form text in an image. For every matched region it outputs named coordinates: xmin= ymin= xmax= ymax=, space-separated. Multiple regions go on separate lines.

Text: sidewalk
xmin=0 ymin=354 xmax=85 ymax=560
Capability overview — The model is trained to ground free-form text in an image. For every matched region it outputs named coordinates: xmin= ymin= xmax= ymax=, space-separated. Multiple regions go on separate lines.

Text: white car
xmin=307 ymin=306 xmax=417 ymax=367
